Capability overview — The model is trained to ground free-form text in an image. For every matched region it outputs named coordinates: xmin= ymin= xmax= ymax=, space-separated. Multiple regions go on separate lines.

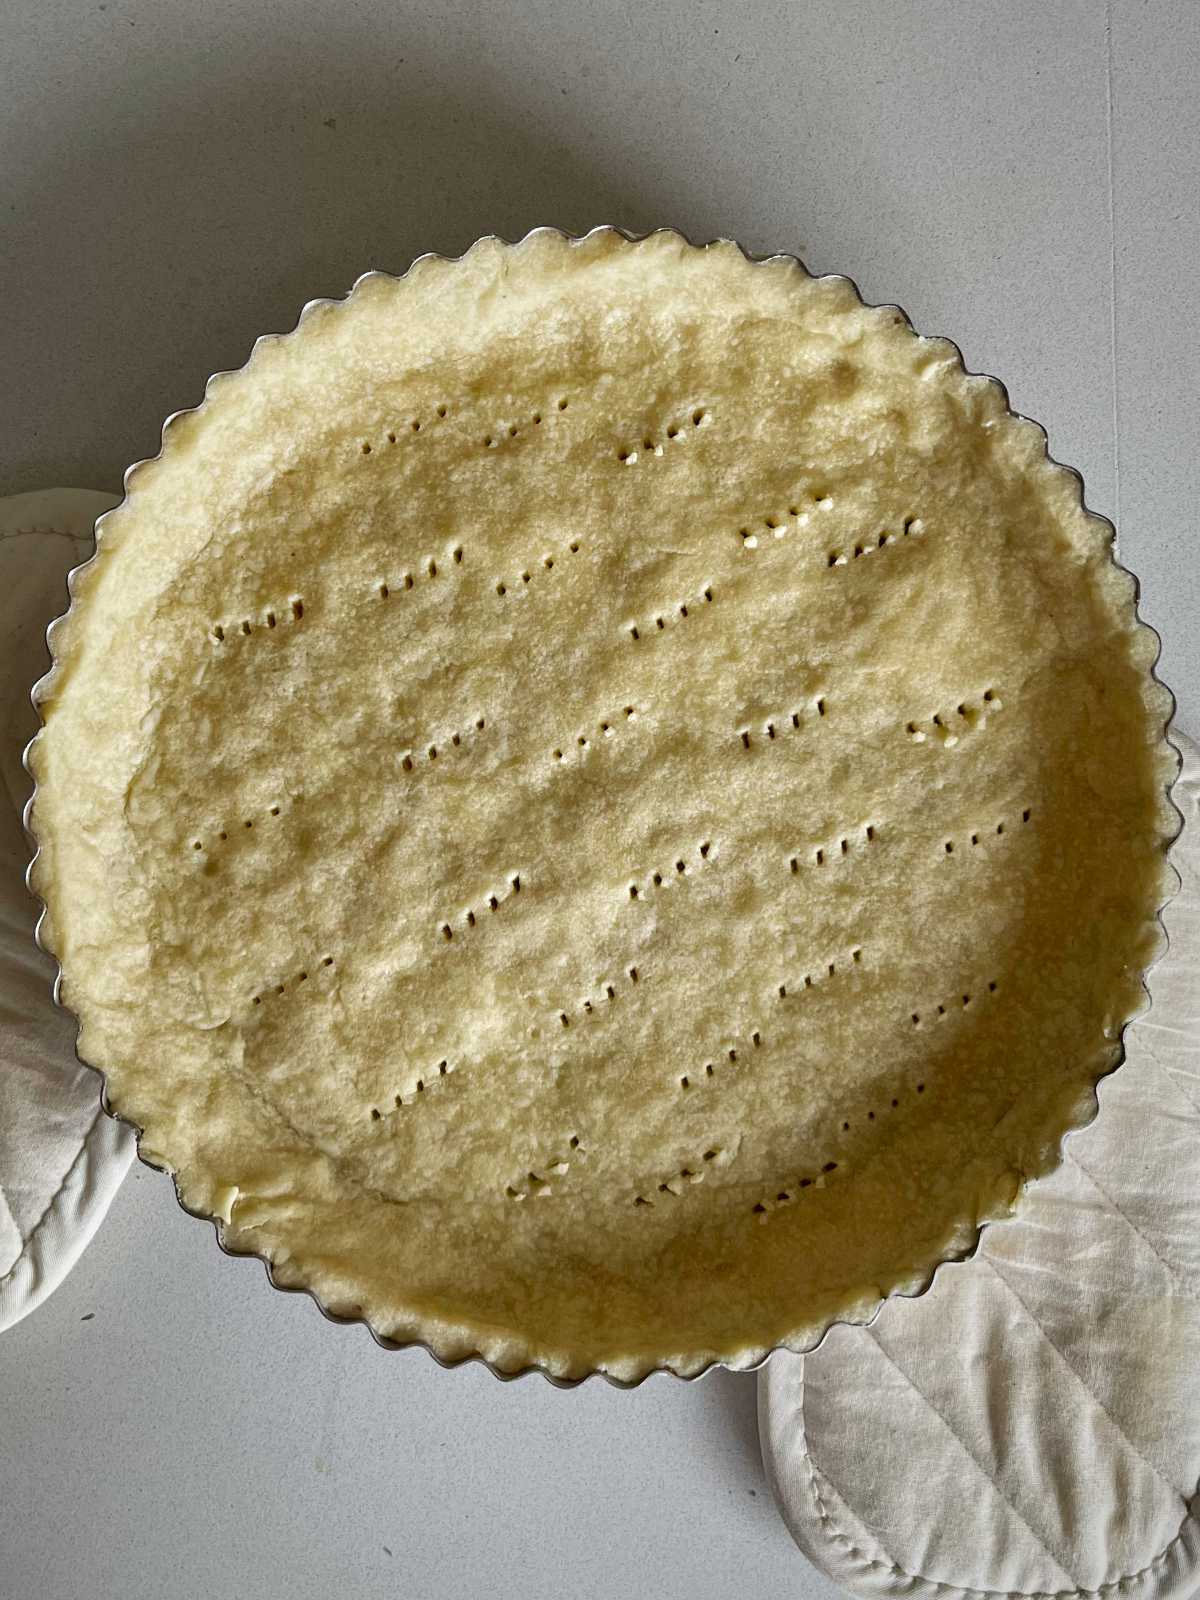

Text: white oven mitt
xmin=0 ymin=488 xmax=135 ymax=1333
xmin=761 ymin=727 xmax=1199 ymax=1600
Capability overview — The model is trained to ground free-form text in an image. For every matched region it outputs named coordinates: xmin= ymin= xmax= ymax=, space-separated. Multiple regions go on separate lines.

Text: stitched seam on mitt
xmin=0 ymin=1105 xmax=107 ymax=1292
xmin=865 ymin=1329 xmax=1080 ymax=1584
xmin=984 ymin=1256 xmax=1187 ymax=1512
xmin=1066 ymin=1151 xmax=1196 ymax=1302
xmin=796 ymin=1359 xmax=1199 ymax=1600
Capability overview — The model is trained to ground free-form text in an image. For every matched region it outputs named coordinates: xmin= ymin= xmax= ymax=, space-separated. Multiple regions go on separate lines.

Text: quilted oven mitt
xmin=0 ymin=489 xmax=134 ymax=1334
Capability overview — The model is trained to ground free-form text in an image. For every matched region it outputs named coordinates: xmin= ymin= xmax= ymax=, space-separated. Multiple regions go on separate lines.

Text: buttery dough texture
xmin=28 ymin=229 xmax=1177 ymax=1382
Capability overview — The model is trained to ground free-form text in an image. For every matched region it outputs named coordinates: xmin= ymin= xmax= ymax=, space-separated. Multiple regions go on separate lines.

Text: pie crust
xmin=27 ymin=228 xmax=1177 ymax=1381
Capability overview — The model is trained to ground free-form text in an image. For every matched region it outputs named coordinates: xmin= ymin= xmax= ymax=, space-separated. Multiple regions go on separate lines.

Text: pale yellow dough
xmin=29 ymin=229 xmax=1176 ymax=1381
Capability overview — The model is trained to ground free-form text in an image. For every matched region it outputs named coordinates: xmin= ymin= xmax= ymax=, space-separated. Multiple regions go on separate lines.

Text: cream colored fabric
xmin=26 ymin=229 xmax=1176 ymax=1381
xmin=0 ymin=489 xmax=134 ymax=1334
xmin=760 ymin=729 xmax=1199 ymax=1600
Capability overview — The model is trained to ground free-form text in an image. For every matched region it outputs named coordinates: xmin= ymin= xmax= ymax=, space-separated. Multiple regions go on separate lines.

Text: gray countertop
xmin=3 ymin=3 xmax=1197 ymax=1597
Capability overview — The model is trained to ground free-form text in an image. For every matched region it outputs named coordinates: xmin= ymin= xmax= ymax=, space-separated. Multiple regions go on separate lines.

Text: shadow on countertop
xmin=704 ymin=1367 xmax=766 ymax=1482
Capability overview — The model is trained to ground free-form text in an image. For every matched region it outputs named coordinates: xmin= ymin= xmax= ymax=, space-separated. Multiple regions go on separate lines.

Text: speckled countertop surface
xmin=2 ymin=3 xmax=1197 ymax=1596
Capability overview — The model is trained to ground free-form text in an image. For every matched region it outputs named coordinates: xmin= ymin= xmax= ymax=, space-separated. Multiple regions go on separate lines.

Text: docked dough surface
xmin=29 ymin=229 xmax=1176 ymax=1381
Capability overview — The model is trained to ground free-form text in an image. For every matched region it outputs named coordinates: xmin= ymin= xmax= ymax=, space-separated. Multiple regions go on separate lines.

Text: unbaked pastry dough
xmin=28 ymin=228 xmax=1176 ymax=1381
